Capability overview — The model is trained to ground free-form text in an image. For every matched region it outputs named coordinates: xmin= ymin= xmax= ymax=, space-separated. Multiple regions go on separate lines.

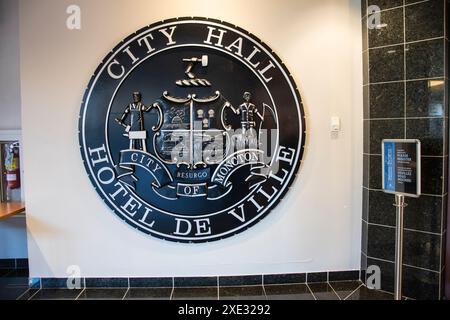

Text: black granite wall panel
xmin=361 ymin=0 xmax=448 ymax=300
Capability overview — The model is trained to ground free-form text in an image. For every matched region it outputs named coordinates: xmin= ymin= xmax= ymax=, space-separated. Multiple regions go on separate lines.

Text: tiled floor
xmin=0 ymin=269 xmax=394 ymax=300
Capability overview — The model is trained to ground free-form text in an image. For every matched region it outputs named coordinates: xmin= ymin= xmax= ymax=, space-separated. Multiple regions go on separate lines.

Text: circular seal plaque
xmin=79 ymin=17 xmax=305 ymax=243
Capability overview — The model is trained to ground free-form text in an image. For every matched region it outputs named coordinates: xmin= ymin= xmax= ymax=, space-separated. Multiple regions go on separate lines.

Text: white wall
xmin=0 ymin=0 xmax=27 ymax=259
xmin=0 ymin=0 xmax=21 ymax=130
xmin=20 ymin=0 xmax=363 ymax=277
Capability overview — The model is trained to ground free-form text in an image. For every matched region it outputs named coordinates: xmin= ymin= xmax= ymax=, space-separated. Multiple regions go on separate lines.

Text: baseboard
xmin=29 ymin=270 xmax=361 ymax=289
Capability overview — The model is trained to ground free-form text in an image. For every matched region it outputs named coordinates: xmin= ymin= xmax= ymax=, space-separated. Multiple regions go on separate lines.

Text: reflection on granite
xmin=403 ymin=265 xmax=440 ymax=300
xmin=406 ymin=118 xmax=444 ymax=156
xmin=403 ymin=230 xmax=441 ymax=271
xmin=406 ymin=79 xmax=445 ymax=118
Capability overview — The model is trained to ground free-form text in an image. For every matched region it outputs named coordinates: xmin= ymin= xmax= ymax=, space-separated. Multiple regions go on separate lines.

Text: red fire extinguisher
xmin=5 ymin=145 xmax=20 ymax=190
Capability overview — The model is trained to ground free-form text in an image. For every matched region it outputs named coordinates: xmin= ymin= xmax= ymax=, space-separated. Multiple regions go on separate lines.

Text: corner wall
xmin=361 ymin=0 xmax=449 ymax=300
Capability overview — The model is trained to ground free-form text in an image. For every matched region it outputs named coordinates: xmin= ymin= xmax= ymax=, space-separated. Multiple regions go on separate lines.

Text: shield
xmin=153 ymin=91 xmax=229 ymax=168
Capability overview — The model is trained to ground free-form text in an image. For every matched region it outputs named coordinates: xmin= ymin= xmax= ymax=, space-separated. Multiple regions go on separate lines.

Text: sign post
xmin=382 ymin=139 xmax=421 ymax=300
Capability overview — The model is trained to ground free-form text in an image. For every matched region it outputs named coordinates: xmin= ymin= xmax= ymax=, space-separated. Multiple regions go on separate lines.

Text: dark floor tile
xmin=405 ymin=0 xmax=445 ymax=42
xmin=31 ymin=289 xmax=82 ymax=300
xmin=129 ymin=277 xmax=172 ymax=288
xmin=264 ymin=284 xmax=314 ymax=300
xmin=369 ymin=45 xmax=404 ymax=83
xmin=370 ymin=82 xmax=405 ymax=119
xmin=0 ymin=275 xmax=30 ymax=293
xmin=219 ymin=286 xmax=265 ymax=300
xmin=16 ymin=289 xmax=40 ymax=300
xmin=346 ymin=285 xmax=393 ymax=300
xmin=307 ymin=283 xmax=339 ymax=300
xmin=124 ymin=287 xmax=172 ymax=300
xmin=0 ymin=286 xmax=30 ymax=300
xmin=406 ymin=79 xmax=445 ymax=118
xmin=329 ymin=281 xmax=363 ymax=300
xmin=219 ymin=275 xmax=261 ymax=286
xmin=369 ymin=7 xmax=404 ymax=48
xmin=328 ymin=271 xmax=360 ymax=282
xmin=77 ymin=288 xmax=127 ymax=300
xmin=263 ymin=273 xmax=306 ymax=285
xmin=174 ymin=277 xmax=216 ymax=287
xmin=172 ymin=287 xmax=217 ymax=300
xmin=406 ymin=39 xmax=445 ymax=80
xmin=306 ymin=272 xmax=327 ymax=283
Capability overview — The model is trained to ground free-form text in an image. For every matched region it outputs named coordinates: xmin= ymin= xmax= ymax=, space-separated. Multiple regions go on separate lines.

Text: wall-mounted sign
xmin=79 ymin=17 xmax=305 ymax=243
xmin=382 ymin=139 xmax=421 ymax=197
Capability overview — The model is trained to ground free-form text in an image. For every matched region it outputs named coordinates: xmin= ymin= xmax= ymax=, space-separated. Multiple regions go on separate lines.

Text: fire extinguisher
xmin=4 ymin=144 xmax=20 ymax=190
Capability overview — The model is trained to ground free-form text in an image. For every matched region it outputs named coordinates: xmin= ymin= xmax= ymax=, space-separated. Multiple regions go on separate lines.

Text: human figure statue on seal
xmin=115 ymin=91 xmax=163 ymax=152
xmin=228 ymin=92 xmax=264 ymax=150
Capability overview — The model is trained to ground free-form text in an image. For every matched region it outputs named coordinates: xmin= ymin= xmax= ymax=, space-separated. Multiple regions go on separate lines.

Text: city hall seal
xmin=79 ymin=17 xmax=306 ymax=243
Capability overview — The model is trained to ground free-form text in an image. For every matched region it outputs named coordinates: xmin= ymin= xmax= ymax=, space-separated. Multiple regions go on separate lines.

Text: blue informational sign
xmin=382 ymin=140 xmax=421 ymax=197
